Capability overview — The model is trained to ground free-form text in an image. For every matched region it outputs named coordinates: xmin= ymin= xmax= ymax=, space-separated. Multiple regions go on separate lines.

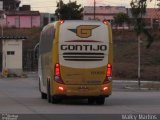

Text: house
xmin=4 ymin=11 xmax=40 ymax=28
xmin=0 ymin=2 xmax=40 ymax=28
xmin=84 ymin=6 xmax=160 ymax=29
xmin=1 ymin=36 xmax=27 ymax=76
xmin=83 ymin=6 xmax=127 ymax=23
xmin=40 ymin=13 xmax=56 ymax=27
xmin=0 ymin=1 xmax=2 ymax=10
xmin=128 ymin=8 xmax=160 ymax=29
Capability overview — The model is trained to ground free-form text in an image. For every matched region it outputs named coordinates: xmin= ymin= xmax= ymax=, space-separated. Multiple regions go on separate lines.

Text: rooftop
xmin=5 ymin=11 xmax=40 ymax=16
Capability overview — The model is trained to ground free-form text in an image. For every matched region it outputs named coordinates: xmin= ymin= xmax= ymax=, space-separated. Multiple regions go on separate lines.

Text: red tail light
xmin=55 ymin=63 xmax=60 ymax=77
xmin=54 ymin=63 xmax=64 ymax=84
xmin=103 ymin=64 xmax=112 ymax=84
xmin=107 ymin=64 xmax=112 ymax=77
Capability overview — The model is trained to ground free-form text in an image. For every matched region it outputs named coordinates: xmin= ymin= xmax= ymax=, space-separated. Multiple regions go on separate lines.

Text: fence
xmin=23 ymin=49 xmax=38 ymax=71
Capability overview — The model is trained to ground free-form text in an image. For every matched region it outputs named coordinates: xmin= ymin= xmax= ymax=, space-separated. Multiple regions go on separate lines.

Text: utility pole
xmin=137 ymin=1 xmax=144 ymax=88
xmin=94 ymin=0 xmax=96 ymax=20
xmin=138 ymin=35 xmax=141 ymax=88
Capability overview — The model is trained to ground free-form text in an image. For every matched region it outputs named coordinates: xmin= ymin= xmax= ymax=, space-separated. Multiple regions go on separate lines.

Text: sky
xmin=20 ymin=0 xmax=157 ymax=13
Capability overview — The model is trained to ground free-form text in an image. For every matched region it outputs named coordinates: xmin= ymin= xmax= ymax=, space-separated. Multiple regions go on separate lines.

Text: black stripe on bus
xmin=63 ymin=52 xmax=105 ymax=55
xmin=64 ymin=59 xmax=103 ymax=61
xmin=63 ymin=56 xmax=104 ymax=58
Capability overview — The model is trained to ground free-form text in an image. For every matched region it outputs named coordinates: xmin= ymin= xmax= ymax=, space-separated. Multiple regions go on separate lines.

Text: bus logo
xmin=69 ymin=25 xmax=99 ymax=38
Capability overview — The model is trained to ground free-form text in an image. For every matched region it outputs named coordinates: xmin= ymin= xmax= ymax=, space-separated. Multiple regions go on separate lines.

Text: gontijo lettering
xmin=61 ymin=45 xmax=107 ymax=51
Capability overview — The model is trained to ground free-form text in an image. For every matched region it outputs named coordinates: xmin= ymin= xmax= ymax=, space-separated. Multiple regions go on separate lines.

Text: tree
xmin=114 ymin=12 xmax=129 ymax=29
xmin=130 ymin=0 xmax=154 ymax=87
xmin=55 ymin=0 xmax=84 ymax=20
xmin=130 ymin=0 xmax=153 ymax=48
xmin=157 ymin=2 xmax=160 ymax=8
xmin=2 ymin=0 xmax=21 ymax=11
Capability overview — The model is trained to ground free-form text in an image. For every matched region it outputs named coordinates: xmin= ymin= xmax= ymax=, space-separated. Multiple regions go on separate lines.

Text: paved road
xmin=0 ymin=72 xmax=160 ymax=116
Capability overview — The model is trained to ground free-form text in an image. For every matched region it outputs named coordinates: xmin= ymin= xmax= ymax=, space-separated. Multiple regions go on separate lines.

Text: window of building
xmin=7 ymin=51 xmax=15 ymax=55
xmin=51 ymin=17 xmax=55 ymax=22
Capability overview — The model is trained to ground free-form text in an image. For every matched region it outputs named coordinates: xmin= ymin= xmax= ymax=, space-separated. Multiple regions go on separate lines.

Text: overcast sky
xmin=20 ymin=0 xmax=156 ymax=13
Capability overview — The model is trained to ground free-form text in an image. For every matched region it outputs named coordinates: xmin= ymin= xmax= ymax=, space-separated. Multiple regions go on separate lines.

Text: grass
xmin=113 ymin=30 xmax=160 ymax=81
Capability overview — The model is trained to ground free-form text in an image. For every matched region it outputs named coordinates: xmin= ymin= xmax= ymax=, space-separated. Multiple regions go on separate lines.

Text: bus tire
xmin=96 ymin=97 xmax=105 ymax=105
xmin=38 ymin=78 xmax=41 ymax=92
xmin=51 ymin=96 xmax=62 ymax=104
xmin=88 ymin=98 xmax=95 ymax=105
xmin=39 ymin=78 xmax=47 ymax=99
xmin=47 ymin=80 xmax=51 ymax=103
xmin=41 ymin=92 xmax=47 ymax=99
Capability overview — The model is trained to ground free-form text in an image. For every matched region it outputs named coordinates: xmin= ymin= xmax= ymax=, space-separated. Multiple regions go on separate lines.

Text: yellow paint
xmin=76 ymin=25 xmax=99 ymax=38
xmin=40 ymin=21 xmax=113 ymax=98
xmin=53 ymin=82 xmax=112 ymax=97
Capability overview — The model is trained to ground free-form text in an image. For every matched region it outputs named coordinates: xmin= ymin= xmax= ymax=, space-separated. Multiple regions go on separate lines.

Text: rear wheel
xmin=95 ymin=97 xmax=105 ymax=105
xmin=51 ymin=96 xmax=62 ymax=104
xmin=88 ymin=98 xmax=95 ymax=105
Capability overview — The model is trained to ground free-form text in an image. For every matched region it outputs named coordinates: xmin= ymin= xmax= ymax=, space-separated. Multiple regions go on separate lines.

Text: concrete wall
xmin=2 ymin=40 xmax=23 ymax=75
xmin=84 ymin=6 xmax=127 ymax=21
xmin=6 ymin=16 xmax=18 ymax=27
xmin=40 ymin=13 xmax=56 ymax=27
xmin=20 ymin=16 xmax=31 ymax=28
xmin=0 ymin=1 xmax=3 ymax=10
xmin=32 ymin=16 xmax=40 ymax=27
xmin=5 ymin=15 xmax=40 ymax=28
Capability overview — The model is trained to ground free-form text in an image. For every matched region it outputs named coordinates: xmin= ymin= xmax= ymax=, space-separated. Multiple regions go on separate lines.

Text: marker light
xmin=60 ymin=20 xmax=64 ymax=24
xmin=103 ymin=20 xmax=108 ymax=25
xmin=102 ymin=86 xmax=108 ymax=91
xmin=58 ymin=86 xmax=64 ymax=91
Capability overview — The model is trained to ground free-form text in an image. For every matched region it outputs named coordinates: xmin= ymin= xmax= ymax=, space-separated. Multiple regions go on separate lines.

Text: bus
xmin=38 ymin=20 xmax=113 ymax=105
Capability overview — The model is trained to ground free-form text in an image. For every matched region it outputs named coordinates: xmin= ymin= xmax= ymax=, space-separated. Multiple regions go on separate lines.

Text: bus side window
xmin=39 ymin=26 xmax=55 ymax=55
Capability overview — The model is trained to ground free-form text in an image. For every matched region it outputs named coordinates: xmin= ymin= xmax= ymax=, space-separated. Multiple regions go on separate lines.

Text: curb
xmin=124 ymin=86 xmax=160 ymax=91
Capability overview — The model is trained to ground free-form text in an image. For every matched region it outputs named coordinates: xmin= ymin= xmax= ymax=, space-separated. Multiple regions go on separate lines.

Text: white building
xmin=83 ymin=6 xmax=127 ymax=22
xmin=0 ymin=1 xmax=3 ymax=10
xmin=2 ymin=37 xmax=26 ymax=76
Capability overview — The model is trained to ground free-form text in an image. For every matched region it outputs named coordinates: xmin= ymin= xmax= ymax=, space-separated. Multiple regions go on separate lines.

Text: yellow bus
xmin=38 ymin=20 xmax=113 ymax=105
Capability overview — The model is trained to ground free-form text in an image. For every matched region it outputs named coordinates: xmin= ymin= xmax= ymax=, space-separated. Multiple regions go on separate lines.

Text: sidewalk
xmin=113 ymin=80 xmax=160 ymax=91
